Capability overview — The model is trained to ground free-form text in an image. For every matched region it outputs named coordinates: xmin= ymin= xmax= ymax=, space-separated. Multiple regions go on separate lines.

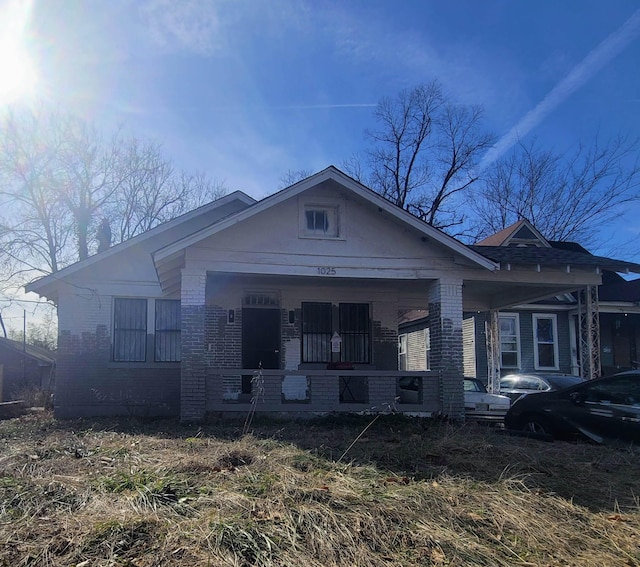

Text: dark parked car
xmin=499 ymin=373 xmax=585 ymax=402
xmin=504 ymin=370 xmax=640 ymax=443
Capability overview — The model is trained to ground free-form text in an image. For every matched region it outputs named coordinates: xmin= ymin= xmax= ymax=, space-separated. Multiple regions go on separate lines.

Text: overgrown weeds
xmin=0 ymin=412 xmax=638 ymax=566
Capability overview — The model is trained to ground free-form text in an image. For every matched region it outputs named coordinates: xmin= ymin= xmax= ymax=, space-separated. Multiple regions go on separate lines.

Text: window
xmin=155 ymin=300 xmax=181 ymax=362
xmin=499 ymin=314 xmax=520 ymax=368
xmin=533 ymin=314 xmax=559 ymax=370
xmin=113 ymin=298 xmax=147 ymax=362
xmin=301 ymin=302 xmax=370 ymax=363
xmin=424 ymin=328 xmax=431 ymax=371
xmin=301 ymin=204 xmax=340 ymax=238
xmin=339 ymin=303 xmax=370 ymax=363
xmin=302 ymin=302 xmax=332 ymax=362
xmin=398 ymin=334 xmax=407 ymax=370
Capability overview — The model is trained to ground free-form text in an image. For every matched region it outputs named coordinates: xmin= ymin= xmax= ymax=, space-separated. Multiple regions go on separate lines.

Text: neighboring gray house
xmin=26 ymin=168 xmax=640 ymax=420
xmin=446 ymin=219 xmax=640 ymax=383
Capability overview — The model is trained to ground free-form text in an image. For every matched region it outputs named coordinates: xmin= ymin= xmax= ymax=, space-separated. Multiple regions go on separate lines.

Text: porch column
xmin=485 ymin=310 xmax=501 ymax=393
xmin=578 ymin=285 xmax=601 ymax=380
xmin=428 ymin=277 xmax=465 ymax=420
xmin=180 ymin=268 xmax=207 ymax=422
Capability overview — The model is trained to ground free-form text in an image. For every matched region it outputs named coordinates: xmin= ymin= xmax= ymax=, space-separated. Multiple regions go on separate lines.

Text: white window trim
xmin=424 ymin=328 xmax=431 ymax=371
xmin=298 ymin=197 xmax=346 ymax=240
xmin=498 ymin=313 xmax=521 ymax=369
xmin=533 ymin=313 xmax=560 ymax=370
xmin=398 ymin=333 xmax=407 ymax=371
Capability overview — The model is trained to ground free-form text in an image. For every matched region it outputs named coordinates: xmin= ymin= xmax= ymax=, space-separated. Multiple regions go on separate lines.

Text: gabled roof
xmin=153 ymin=166 xmax=498 ymax=271
xmin=476 ymin=219 xmax=549 ymax=247
xmin=26 ymin=191 xmax=256 ymax=296
xmin=0 ymin=337 xmax=56 ymax=365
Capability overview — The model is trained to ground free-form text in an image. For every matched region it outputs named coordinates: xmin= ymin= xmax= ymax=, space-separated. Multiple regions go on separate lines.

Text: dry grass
xmin=0 ymin=412 xmax=638 ymax=566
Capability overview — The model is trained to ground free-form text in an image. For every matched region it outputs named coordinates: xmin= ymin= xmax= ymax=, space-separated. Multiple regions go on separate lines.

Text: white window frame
xmin=498 ymin=313 xmax=520 ymax=369
xmin=398 ymin=334 xmax=407 ymax=371
xmin=298 ymin=198 xmax=345 ymax=240
xmin=533 ymin=313 xmax=559 ymax=370
xmin=424 ymin=328 xmax=431 ymax=371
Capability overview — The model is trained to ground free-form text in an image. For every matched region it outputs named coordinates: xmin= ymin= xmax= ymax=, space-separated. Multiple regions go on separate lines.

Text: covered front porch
xmin=174 ymin=266 xmax=603 ymax=422
xmin=175 ymin=271 xmax=466 ymax=422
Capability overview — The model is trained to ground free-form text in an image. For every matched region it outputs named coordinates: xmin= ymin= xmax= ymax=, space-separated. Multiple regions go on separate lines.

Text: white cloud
xmin=140 ymin=0 xmax=224 ymax=56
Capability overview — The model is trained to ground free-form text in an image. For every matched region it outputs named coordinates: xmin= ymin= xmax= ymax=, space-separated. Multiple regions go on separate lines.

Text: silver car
xmin=464 ymin=378 xmax=511 ymax=422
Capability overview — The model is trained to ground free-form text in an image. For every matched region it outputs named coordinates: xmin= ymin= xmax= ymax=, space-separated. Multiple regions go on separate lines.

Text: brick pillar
xmin=181 ymin=268 xmax=207 ymax=422
xmin=428 ymin=277 xmax=464 ymax=420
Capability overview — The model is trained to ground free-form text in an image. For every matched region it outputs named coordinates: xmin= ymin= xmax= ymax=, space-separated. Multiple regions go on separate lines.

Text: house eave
xmin=26 ymin=191 xmax=256 ymax=298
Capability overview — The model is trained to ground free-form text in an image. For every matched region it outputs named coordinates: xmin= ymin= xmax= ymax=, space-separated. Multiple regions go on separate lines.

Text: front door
xmin=242 ymin=308 xmax=281 ymax=393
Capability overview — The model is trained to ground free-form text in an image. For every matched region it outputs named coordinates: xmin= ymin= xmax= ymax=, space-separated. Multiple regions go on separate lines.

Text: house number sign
xmin=317 ymin=267 xmax=337 ymax=275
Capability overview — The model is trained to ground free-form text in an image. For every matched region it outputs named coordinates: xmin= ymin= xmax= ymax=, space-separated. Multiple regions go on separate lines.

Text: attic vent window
xmin=306 ymin=209 xmax=329 ymax=232
xmin=302 ymin=205 xmax=339 ymax=238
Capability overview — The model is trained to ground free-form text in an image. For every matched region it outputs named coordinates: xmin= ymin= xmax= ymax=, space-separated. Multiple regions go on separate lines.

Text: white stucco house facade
xmin=26 ymin=167 xmax=639 ymax=421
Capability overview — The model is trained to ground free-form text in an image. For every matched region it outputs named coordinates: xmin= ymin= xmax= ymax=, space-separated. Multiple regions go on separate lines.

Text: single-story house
xmin=26 ymin=167 xmax=640 ymax=420
xmin=0 ymin=336 xmax=56 ymax=402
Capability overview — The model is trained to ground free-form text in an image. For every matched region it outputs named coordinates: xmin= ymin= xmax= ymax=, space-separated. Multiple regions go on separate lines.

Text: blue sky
xmin=3 ymin=0 xmax=640 ymax=238
xmin=1 ymin=0 xmax=639 ymax=328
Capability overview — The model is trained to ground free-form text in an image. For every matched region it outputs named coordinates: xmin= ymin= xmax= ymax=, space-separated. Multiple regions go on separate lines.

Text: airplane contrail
xmin=275 ymin=103 xmax=377 ymax=109
xmin=479 ymin=9 xmax=640 ymax=172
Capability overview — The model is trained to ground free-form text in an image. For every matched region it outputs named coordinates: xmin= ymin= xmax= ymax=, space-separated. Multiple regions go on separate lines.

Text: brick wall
xmin=428 ymin=278 xmax=464 ymax=420
xmin=180 ymin=269 xmax=207 ymax=421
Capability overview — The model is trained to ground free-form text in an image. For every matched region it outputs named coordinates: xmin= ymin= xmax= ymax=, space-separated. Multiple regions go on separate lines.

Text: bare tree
xmin=0 ymin=106 xmax=227 ymax=292
xmin=473 ymin=136 xmax=640 ymax=244
xmin=344 ymin=81 xmax=495 ymax=230
xmin=107 ymin=166 xmax=227 ymax=244
xmin=0 ymin=109 xmax=74 ymax=277
xmin=278 ymin=169 xmax=313 ymax=189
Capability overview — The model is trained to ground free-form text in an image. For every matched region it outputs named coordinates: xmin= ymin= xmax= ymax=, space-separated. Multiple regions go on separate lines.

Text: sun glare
xmin=0 ymin=0 xmax=37 ymax=105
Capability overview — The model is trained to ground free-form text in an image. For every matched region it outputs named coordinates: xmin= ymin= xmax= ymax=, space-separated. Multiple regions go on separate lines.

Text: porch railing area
xmin=205 ymin=369 xmax=439 ymax=414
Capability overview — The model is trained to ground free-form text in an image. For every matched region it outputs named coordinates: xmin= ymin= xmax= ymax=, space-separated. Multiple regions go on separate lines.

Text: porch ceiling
xmin=462 ymin=279 xmax=585 ymax=311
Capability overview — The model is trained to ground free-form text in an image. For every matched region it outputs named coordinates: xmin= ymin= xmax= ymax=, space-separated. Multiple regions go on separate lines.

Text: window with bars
xmin=302 ymin=302 xmax=332 ymax=362
xmin=113 ymin=298 xmax=147 ymax=362
xmin=301 ymin=302 xmax=370 ymax=363
xmin=155 ymin=299 xmax=181 ymax=362
xmin=340 ymin=303 xmax=370 ymax=363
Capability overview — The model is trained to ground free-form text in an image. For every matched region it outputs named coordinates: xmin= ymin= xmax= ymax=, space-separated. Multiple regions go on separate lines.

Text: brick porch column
xmin=427 ymin=277 xmax=465 ymax=420
xmin=180 ymin=268 xmax=207 ymax=422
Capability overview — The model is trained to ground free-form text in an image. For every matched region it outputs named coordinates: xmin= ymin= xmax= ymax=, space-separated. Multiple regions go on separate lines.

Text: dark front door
xmin=242 ymin=308 xmax=281 ymax=370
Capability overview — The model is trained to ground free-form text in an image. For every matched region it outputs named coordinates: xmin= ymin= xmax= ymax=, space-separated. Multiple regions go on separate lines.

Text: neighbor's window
xmin=155 ymin=299 xmax=181 ymax=362
xmin=113 ymin=298 xmax=147 ymax=362
xmin=533 ymin=314 xmax=559 ymax=370
xmin=499 ymin=314 xmax=520 ymax=368
xmin=303 ymin=206 xmax=339 ymax=237
xmin=398 ymin=334 xmax=407 ymax=371
xmin=302 ymin=302 xmax=332 ymax=362
xmin=424 ymin=328 xmax=431 ymax=371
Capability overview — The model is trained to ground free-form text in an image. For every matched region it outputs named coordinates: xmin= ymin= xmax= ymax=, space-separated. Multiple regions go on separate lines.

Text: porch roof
xmin=470 ymin=245 xmax=640 ymax=274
